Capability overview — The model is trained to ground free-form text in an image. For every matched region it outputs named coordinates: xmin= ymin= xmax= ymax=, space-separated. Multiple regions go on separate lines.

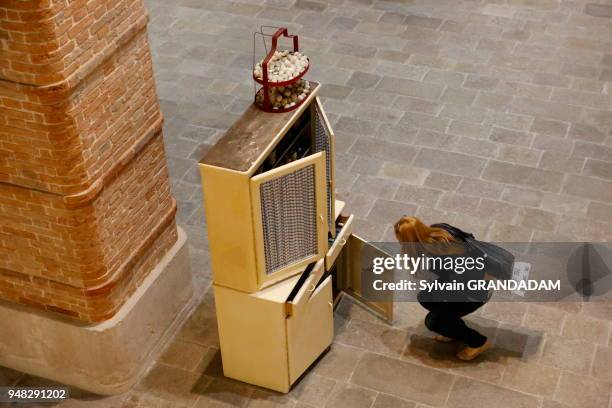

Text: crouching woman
xmin=394 ymin=216 xmax=492 ymax=361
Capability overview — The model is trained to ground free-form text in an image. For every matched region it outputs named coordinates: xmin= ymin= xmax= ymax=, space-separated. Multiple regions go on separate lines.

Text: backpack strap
xmin=430 ymin=223 xmax=475 ymax=241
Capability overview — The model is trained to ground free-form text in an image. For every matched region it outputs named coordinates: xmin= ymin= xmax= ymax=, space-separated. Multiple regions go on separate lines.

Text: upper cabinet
xmin=199 ymin=82 xmax=336 ymax=293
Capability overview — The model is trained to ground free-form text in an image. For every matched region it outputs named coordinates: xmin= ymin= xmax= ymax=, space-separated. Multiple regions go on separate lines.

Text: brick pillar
xmin=0 ymin=1 xmax=181 ymax=323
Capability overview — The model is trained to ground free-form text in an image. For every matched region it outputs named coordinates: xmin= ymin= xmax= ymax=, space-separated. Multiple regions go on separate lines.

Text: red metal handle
xmin=261 ymin=27 xmax=300 ymax=107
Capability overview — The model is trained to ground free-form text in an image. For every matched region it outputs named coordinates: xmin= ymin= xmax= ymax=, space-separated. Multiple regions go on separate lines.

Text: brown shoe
xmin=457 ymin=340 xmax=492 ymax=361
xmin=434 ymin=335 xmax=454 ymax=343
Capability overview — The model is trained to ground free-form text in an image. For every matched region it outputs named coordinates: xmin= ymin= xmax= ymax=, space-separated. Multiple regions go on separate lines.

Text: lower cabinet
xmin=213 ymin=208 xmax=395 ymax=392
xmin=213 ymin=259 xmax=332 ymax=393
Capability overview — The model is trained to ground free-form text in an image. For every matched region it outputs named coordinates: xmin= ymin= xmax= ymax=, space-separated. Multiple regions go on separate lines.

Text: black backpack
xmin=431 ymin=223 xmax=515 ymax=280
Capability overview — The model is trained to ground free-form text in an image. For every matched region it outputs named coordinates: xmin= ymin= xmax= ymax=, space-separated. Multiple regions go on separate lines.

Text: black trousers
xmin=419 ymin=300 xmax=487 ymax=348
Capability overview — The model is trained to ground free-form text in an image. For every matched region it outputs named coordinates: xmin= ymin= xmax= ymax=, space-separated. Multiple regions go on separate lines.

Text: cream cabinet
xmin=199 ymin=82 xmax=394 ymax=393
xmin=200 ymin=83 xmax=334 ymax=293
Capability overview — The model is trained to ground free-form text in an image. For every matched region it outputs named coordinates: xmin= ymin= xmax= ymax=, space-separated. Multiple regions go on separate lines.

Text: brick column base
xmin=0 ymin=227 xmax=195 ymax=395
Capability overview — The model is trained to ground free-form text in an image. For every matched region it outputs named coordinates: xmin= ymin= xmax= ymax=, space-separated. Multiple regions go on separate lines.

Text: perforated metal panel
xmin=313 ymin=104 xmax=333 ymax=232
xmin=260 ymin=164 xmax=318 ymax=275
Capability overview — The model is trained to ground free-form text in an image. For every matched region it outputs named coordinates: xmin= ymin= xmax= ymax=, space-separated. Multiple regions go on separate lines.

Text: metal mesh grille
xmin=313 ymin=105 xmax=333 ymax=232
xmin=260 ymin=164 xmax=318 ymax=275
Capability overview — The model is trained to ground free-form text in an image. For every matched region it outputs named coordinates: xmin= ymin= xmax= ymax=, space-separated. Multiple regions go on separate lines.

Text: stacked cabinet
xmin=199 ymin=82 xmax=393 ymax=393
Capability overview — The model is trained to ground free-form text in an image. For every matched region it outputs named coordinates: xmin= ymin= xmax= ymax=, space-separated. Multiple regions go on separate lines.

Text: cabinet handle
xmin=319 ymin=214 xmax=324 ymax=223
xmin=328 ymin=302 xmax=333 ymax=309
xmin=308 ymin=284 xmax=315 ymax=292
xmin=340 ymin=238 xmax=346 ymax=246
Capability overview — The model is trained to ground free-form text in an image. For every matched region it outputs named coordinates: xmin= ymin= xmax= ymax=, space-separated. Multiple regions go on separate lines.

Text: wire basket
xmin=253 ymin=26 xmax=311 ymax=113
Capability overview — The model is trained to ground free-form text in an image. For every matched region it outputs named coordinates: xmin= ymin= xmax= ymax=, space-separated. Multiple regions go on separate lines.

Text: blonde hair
xmin=394 ymin=216 xmax=462 ymax=255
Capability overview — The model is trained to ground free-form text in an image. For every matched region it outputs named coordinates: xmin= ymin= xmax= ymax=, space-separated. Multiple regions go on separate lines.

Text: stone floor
xmin=3 ymin=0 xmax=612 ymax=407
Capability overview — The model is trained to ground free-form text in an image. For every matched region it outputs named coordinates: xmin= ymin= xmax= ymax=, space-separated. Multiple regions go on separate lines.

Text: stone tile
xmin=568 ymin=123 xmax=607 ymax=143
xmin=199 ymin=377 xmax=254 ymax=407
xmin=351 ymin=352 xmax=454 ymax=406
xmin=335 ymin=117 xmax=379 ymax=136
xmin=530 ymin=118 xmax=569 ymax=137
xmin=532 ymin=134 xmax=574 ymax=154
xmin=482 ymin=160 xmax=564 ymax=192
xmin=377 ymin=123 xmax=419 ymax=144
xmin=414 ymin=129 xmax=458 ymax=149
xmin=423 ymin=69 xmax=465 ymax=87
xmin=313 ymin=343 xmax=363 ymax=382
xmin=350 ymin=136 xmax=418 ymax=163
xmin=368 ymin=199 xmax=418 ymax=225
xmin=518 ymin=207 xmax=558 ymax=232
xmin=555 ymin=371 xmax=611 ymax=408
xmin=160 ymin=340 xmax=210 ymax=372
xmin=395 ymin=184 xmax=443 ymax=206
xmin=480 ymin=302 xmax=527 ymax=326
xmin=562 ymin=314 xmax=610 ymax=345
xmin=377 ymin=77 xmax=444 ymax=100
xmin=501 ymin=360 xmax=560 ymax=398
xmin=379 ymin=163 xmax=429 ymax=184
xmin=290 ymin=374 xmax=336 ymax=407
xmin=399 ymin=112 xmax=451 ymax=132
xmin=510 ymin=97 xmax=582 ymax=122
xmin=347 ymin=71 xmax=382 ymax=89
xmin=490 ymin=127 xmax=533 ymax=147
xmin=563 ymin=175 xmax=612 ymax=202
xmin=574 ymin=141 xmax=612 ymax=161
xmin=413 ymin=148 xmax=487 ymax=178
xmin=439 ymin=104 xmax=488 ymax=124
xmin=497 ymin=145 xmax=541 ymax=167
xmin=456 ymin=178 xmax=503 ymax=199
xmin=121 ymin=391 xmax=192 ymax=408
xmin=248 ymin=389 xmax=296 ymax=408
xmin=523 ymin=304 xmax=565 ymax=336
xmin=464 ymin=74 xmax=500 ymax=91
xmin=351 ymin=156 xmax=383 ymax=175
xmin=584 ymin=3 xmax=612 ymax=18
xmin=352 ymin=175 xmax=401 ymax=200
xmin=440 ymin=87 xmax=478 ymax=105
xmin=376 ymin=61 xmax=430 ymax=80
xmin=446 ymin=377 xmax=539 ymax=408
xmin=354 ymin=104 xmax=403 ymax=123
xmin=454 ymin=136 xmax=499 ymax=158
xmin=477 ymin=199 xmax=519 ymax=223
xmin=137 ymin=364 xmax=206 ymax=405
xmin=376 ymin=49 xmax=411 ymax=63
xmin=487 ymin=223 xmax=532 ymax=242
xmin=483 ymin=111 xmax=532 ymax=131
xmin=474 ymin=92 xmax=513 ymax=111
xmin=539 ymin=152 xmax=584 ymax=174
xmin=500 ymin=186 xmax=543 ymax=207
xmin=325 ymin=383 xmax=377 ymax=408
xmin=540 ymin=336 xmax=595 ymax=374
xmin=587 ymin=201 xmax=612 ymax=221
xmin=319 ymin=84 xmax=353 ymax=100
xmin=592 ymin=346 xmax=612 ymax=382
xmin=330 ymin=42 xmax=378 ymax=59
xmin=393 ymin=96 xmax=442 ymax=115
xmin=372 ymin=393 xmax=416 ymax=408
xmin=425 ymin=172 xmax=462 ymax=191
xmin=327 ymin=17 xmax=359 ymax=30
xmin=584 ymin=159 xmax=612 ymax=180
xmin=437 ymin=192 xmax=480 ymax=216
xmin=447 ymin=120 xmax=490 ymax=139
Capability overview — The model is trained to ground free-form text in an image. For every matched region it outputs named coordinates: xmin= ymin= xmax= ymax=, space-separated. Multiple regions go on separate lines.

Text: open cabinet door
xmin=312 ymin=97 xmax=335 ymax=238
xmin=338 ymin=234 xmax=394 ymax=323
xmin=250 ymin=151 xmax=329 ymax=288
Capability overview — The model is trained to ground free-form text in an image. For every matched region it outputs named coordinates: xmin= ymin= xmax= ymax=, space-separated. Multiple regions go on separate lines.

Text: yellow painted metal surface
xmin=287 ymin=276 xmax=333 ymax=384
xmin=325 ymin=214 xmax=354 ymax=270
xmin=199 ymin=165 xmax=259 ymax=292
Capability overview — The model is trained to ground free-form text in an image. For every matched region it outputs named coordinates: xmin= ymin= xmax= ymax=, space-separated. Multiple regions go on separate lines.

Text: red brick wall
xmin=0 ymin=1 xmax=179 ymax=322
